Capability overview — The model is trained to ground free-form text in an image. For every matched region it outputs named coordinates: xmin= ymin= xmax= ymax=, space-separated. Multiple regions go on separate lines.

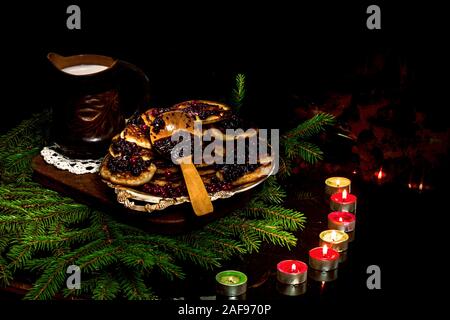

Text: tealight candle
xmin=319 ymin=229 xmax=349 ymax=252
xmin=215 ymin=270 xmax=247 ymax=297
xmin=325 ymin=177 xmax=351 ymax=197
xmin=330 ymin=189 xmax=357 ymax=213
xmin=308 ymin=245 xmax=339 ymax=271
xmin=276 ymin=260 xmax=308 ymax=285
xmin=327 ymin=211 xmax=356 ymax=232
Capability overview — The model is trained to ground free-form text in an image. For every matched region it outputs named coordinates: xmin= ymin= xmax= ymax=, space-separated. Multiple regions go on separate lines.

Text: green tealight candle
xmin=215 ymin=270 xmax=247 ymax=297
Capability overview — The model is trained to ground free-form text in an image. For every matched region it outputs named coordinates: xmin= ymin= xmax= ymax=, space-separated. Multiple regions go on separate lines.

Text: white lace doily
xmin=40 ymin=145 xmax=103 ymax=174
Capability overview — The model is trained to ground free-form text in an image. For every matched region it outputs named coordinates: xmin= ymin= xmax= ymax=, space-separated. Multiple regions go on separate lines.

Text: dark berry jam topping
xmin=149 ymin=107 xmax=171 ymax=117
xmin=153 ymin=135 xmax=195 ymax=159
xmin=153 ymin=138 xmax=179 ymax=158
xmin=111 ymin=139 xmax=141 ymax=157
xmin=127 ymin=114 xmax=145 ymax=126
xmin=182 ymin=102 xmax=227 ymax=120
xmin=142 ymin=183 xmax=187 ymax=198
xmin=151 ymin=116 xmax=166 ymax=134
xmin=216 ymin=163 xmax=259 ymax=182
xmin=141 ymin=179 xmax=232 ymax=198
xmin=107 ymin=156 xmax=152 ymax=176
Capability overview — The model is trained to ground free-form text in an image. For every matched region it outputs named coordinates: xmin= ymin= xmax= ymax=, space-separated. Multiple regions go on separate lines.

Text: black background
xmin=1 ymin=1 xmax=445 ymax=131
xmin=0 ymin=0 xmax=444 ymax=313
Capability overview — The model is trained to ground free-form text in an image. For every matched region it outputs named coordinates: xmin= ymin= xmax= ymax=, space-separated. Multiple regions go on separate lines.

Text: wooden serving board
xmin=31 ymin=155 xmax=250 ymax=234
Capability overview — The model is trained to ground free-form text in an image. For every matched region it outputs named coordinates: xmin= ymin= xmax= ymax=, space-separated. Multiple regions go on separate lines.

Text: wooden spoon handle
xmin=179 ymin=158 xmax=213 ymax=216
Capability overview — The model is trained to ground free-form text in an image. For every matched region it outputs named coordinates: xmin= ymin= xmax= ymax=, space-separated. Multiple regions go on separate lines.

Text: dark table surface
xmin=1 ymin=167 xmax=437 ymax=308
xmin=135 ymin=170 xmax=434 ymax=305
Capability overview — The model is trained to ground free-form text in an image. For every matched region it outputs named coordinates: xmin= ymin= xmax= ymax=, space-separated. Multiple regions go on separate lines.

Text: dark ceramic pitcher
xmin=47 ymin=52 xmax=150 ymax=159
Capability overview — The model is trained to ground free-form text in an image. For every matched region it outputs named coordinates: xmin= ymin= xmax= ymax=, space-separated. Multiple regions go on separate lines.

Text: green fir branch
xmin=277 ymin=157 xmax=292 ymax=179
xmin=240 ymin=201 xmax=306 ymax=231
xmin=117 ymin=269 xmax=157 ymax=300
xmin=0 ymin=256 xmax=13 ymax=286
xmin=92 ymin=274 xmax=120 ymax=300
xmin=125 ymin=235 xmax=222 ymax=270
xmin=241 ymin=220 xmax=297 ymax=249
xmin=238 ymin=229 xmax=262 ymax=253
xmin=284 ymin=140 xmax=324 ymax=164
xmin=253 ymin=176 xmax=287 ymax=204
xmin=284 ymin=112 xmax=335 ymax=140
xmin=231 ymin=73 xmax=246 ymax=113
xmin=180 ymin=232 xmax=247 ymax=259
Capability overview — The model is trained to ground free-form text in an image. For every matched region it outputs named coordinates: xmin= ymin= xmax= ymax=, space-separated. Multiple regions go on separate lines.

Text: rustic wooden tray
xmin=31 ymin=155 xmax=251 ymax=234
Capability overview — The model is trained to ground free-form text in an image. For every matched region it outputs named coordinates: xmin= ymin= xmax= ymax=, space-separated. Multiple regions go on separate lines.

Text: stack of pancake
xmin=100 ymin=100 xmax=273 ymax=199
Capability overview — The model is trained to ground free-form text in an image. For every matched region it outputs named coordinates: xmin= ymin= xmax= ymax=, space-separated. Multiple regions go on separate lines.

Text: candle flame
xmin=339 ymin=217 xmax=343 ymax=222
xmin=331 ymin=230 xmax=337 ymax=241
xmin=291 ymin=263 xmax=297 ymax=273
xmin=419 ymin=182 xmax=423 ymax=191
xmin=322 ymin=245 xmax=328 ymax=256
xmin=408 ymin=183 xmax=412 ymax=189
xmin=336 ymin=179 xmax=340 ymax=187
xmin=342 ymin=189 xmax=348 ymax=200
xmin=377 ymin=168 xmax=383 ymax=180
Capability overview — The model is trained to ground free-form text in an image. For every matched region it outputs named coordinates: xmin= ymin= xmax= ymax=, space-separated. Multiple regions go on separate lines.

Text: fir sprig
xmin=253 ymin=176 xmax=287 ymax=204
xmin=231 ymin=73 xmax=246 ymax=113
xmin=284 ymin=112 xmax=335 ymax=139
xmin=279 ymin=112 xmax=335 ymax=169
xmin=0 ymin=110 xmax=51 ymax=183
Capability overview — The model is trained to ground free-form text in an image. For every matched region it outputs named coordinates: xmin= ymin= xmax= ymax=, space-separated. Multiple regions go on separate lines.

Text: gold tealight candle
xmin=325 ymin=177 xmax=351 ymax=197
xmin=319 ymin=230 xmax=349 ymax=252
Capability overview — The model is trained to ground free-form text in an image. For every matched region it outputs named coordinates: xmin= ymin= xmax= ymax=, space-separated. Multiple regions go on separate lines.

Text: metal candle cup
xmin=330 ymin=190 xmax=357 ymax=213
xmin=319 ymin=229 xmax=349 ymax=252
xmin=337 ymin=249 xmax=348 ymax=264
xmin=308 ymin=246 xmax=339 ymax=271
xmin=325 ymin=177 xmax=351 ymax=197
xmin=276 ymin=260 xmax=308 ymax=285
xmin=215 ymin=270 xmax=247 ymax=297
xmin=276 ymin=281 xmax=307 ymax=296
xmin=309 ymin=269 xmax=339 ymax=282
xmin=327 ymin=211 xmax=356 ymax=232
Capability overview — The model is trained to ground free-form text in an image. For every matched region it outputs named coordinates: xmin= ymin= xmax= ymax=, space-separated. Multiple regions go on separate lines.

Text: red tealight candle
xmin=276 ymin=260 xmax=308 ymax=284
xmin=330 ymin=189 xmax=357 ymax=213
xmin=328 ymin=211 xmax=356 ymax=232
xmin=308 ymin=245 xmax=339 ymax=271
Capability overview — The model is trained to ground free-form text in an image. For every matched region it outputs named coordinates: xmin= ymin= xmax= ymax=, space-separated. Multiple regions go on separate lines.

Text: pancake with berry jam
xmin=116 ymin=114 xmax=152 ymax=149
xmin=101 ymin=134 xmax=156 ymax=186
xmin=100 ymin=154 xmax=157 ymax=186
xmin=141 ymin=107 xmax=172 ymax=127
xmin=108 ymin=136 xmax=154 ymax=160
xmin=172 ymin=100 xmax=231 ymax=124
